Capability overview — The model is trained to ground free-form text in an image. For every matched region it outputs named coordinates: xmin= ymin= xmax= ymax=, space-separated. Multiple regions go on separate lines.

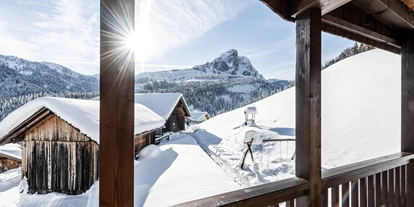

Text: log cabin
xmin=187 ymin=112 xmax=211 ymax=125
xmin=93 ymin=93 xmax=191 ymax=133
xmin=133 ymin=93 xmax=191 ymax=133
xmin=0 ymin=144 xmax=21 ymax=173
xmin=0 ymin=97 xmax=165 ymax=195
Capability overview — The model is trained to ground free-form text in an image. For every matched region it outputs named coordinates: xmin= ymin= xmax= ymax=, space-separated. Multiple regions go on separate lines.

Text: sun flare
xmin=125 ymin=30 xmax=153 ymax=63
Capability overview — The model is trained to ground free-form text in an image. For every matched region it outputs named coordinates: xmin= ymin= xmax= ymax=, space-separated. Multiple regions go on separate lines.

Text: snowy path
xmin=188 ymin=123 xmax=295 ymax=188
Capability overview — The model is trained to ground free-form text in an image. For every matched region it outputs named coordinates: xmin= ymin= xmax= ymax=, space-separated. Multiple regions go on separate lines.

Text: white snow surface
xmin=134 ymin=134 xmax=240 ymax=207
xmin=0 ymin=97 xmax=165 ymax=144
xmin=190 ymin=49 xmax=401 ymax=187
xmin=0 ymin=134 xmax=240 ymax=207
xmin=0 ymin=144 xmax=21 ymax=160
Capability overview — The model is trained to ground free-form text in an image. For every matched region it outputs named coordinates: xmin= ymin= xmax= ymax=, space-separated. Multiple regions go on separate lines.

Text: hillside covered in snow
xmin=0 ymin=55 xmax=99 ymax=98
xmin=190 ymin=49 xmax=401 ymax=187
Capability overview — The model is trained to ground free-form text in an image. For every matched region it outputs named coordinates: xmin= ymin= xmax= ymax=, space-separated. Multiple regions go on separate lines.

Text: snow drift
xmin=193 ymin=49 xmax=401 ymax=186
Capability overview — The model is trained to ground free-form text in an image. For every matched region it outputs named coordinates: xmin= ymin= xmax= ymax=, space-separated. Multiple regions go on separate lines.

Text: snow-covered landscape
xmin=0 ymin=49 xmax=402 ymax=206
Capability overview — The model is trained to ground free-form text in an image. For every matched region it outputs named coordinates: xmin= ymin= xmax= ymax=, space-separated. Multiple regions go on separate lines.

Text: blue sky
xmin=0 ymin=0 xmax=354 ymax=80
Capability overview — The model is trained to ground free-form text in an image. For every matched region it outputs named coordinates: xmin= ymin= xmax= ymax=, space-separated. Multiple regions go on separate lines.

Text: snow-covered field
xmin=189 ymin=49 xmax=401 ymax=187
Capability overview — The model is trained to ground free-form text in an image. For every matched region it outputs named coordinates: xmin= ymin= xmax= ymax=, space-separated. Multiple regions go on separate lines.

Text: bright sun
xmin=125 ymin=30 xmax=153 ymax=63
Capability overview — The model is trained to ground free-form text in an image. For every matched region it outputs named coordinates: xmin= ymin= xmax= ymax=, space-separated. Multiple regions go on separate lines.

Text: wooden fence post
xmin=401 ymin=30 xmax=414 ymax=207
xmin=100 ymin=0 xmax=135 ymax=206
xmin=295 ymin=8 xmax=322 ymax=207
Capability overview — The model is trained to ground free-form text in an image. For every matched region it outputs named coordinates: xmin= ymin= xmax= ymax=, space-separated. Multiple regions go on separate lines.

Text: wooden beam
xmin=322 ymin=14 xmax=399 ymax=48
xmin=291 ymin=0 xmax=351 ymax=18
xmin=377 ymin=0 xmax=414 ymax=29
xmin=402 ymin=0 xmax=414 ymax=11
xmin=260 ymin=0 xmax=294 ymax=22
xmin=172 ymin=178 xmax=309 ymax=207
xmin=322 ymin=2 xmax=400 ymax=48
xmin=401 ymin=30 xmax=414 ymax=207
xmin=295 ymin=8 xmax=322 ymax=207
xmin=100 ymin=0 xmax=135 ymax=206
xmin=321 ymin=22 xmax=401 ymax=54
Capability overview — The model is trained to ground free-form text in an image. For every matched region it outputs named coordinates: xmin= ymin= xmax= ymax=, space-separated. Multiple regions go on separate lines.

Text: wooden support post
xmin=401 ymin=30 xmax=414 ymax=207
xmin=295 ymin=8 xmax=322 ymax=207
xmin=100 ymin=0 xmax=135 ymax=206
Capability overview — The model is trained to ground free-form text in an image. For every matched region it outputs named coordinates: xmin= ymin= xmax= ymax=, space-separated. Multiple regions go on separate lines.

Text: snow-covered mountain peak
xmin=193 ymin=49 xmax=262 ymax=78
xmin=0 ymin=54 xmax=99 ymax=98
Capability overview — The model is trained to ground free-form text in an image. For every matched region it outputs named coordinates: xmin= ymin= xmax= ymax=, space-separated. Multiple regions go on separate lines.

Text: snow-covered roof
xmin=0 ymin=97 xmax=166 ymax=144
xmin=189 ymin=112 xmax=210 ymax=122
xmin=0 ymin=144 xmax=21 ymax=161
xmin=93 ymin=93 xmax=191 ymax=120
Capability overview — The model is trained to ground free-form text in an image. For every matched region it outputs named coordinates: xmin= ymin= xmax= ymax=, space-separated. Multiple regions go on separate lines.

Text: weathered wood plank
xmin=395 ymin=167 xmax=401 ymax=207
xmin=402 ymin=30 xmax=414 ymax=207
xmin=290 ymin=0 xmax=351 ymax=17
xmin=100 ymin=0 xmax=135 ymax=206
xmin=367 ymin=175 xmax=374 ymax=207
xmin=360 ymin=177 xmax=367 ymax=207
xmin=321 ymin=188 xmax=328 ymax=207
xmin=321 ymin=153 xmax=414 ymax=188
xmin=377 ymin=0 xmax=414 ymax=29
xmin=295 ymin=8 xmax=322 ymax=207
xmin=381 ymin=172 xmax=388 ymax=206
xmin=174 ymin=178 xmax=309 ymax=207
xmin=401 ymin=165 xmax=407 ymax=207
xmin=375 ymin=173 xmax=381 ymax=207
xmin=342 ymin=182 xmax=349 ymax=207
xmin=322 ymin=2 xmax=400 ymax=49
xmin=260 ymin=0 xmax=294 ymax=22
xmin=331 ymin=186 xmax=339 ymax=207
xmin=350 ymin=180 xmax=358 ymax=207
xmin=321 ymin=22 xmax=400 ymax=54
xmin=388 ymin=169 xmax=394 ymax=206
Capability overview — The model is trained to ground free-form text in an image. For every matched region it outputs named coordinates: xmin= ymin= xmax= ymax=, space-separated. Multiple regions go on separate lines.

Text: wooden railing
xmin=321 ymin=152 xmax=414 ymax=207
xmin=175 ymin=152 xmax=414 ymax=207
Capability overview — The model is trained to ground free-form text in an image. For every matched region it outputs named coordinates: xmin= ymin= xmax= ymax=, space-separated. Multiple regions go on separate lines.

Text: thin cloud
xmin=243 ymin=37 xmax=294 ymax=59
xmin=139 ymin=64 xmax=192 ymax=68
xmin=0 ymin=0 xmax=250 ymax=74
xmin=138 ymin=0 xmax=251 ymax=61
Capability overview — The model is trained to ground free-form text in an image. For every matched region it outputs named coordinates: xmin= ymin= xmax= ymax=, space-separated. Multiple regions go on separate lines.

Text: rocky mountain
xmin=135 ymin=49 xmax=291 ymax=116
xmin=136 ymin=49 xmax=263 ymax=82
xmin=0 ymin=55 xmax=99 ymax=98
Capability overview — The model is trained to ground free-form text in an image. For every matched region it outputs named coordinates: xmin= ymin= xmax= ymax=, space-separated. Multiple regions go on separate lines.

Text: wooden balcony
xmin=99 ymin=0 xmax=414 ymax=206
xmin=175 ymin=152 xmax=414 ymax=207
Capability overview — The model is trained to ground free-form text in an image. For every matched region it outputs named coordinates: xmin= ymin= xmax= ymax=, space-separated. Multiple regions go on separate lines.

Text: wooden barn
xmin=92 ymin=93 xmax=191 ymax=133
xmin=133 ymin=93 xmax=191 ymax=133
xmin=0 ymin=144 xmax=21 ymax=173
xmin=0 ymin=97 xmax=165 ymax=195
xmin=188 ymin=112 xmax=211 ymax=125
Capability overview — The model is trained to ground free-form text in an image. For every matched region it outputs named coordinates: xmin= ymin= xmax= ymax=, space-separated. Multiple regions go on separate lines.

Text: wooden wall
xmin=0 ymin=158 xmax=20 ymax=173
xmin=22 ymin=115 xmax=99 ymax=195
xmin=134 ymin=131 xmax=156 ymax=158
xmin=164 ymin=102 xmax=186 ymax=133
